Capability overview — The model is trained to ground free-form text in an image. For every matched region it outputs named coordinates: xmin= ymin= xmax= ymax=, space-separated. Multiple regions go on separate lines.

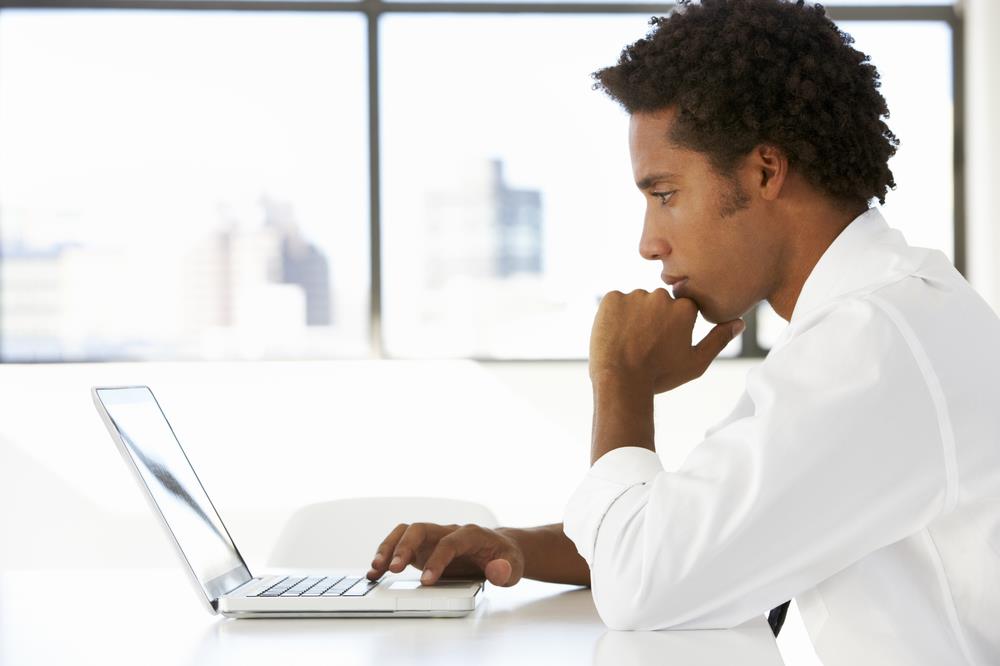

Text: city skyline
xmin=0 ymin=197 xmax=339 ymax=361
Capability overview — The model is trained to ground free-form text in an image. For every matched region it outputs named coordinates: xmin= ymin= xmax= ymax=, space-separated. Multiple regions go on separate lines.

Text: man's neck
xmin=767 ymin=203 xmax=867 ymax=321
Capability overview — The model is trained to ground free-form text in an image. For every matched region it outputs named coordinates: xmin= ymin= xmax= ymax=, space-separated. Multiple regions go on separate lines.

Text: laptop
xmin=92 ymin=385 xmax=484 ymax=618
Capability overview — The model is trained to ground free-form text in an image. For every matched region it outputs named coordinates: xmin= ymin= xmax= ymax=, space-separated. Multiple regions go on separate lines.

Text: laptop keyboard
xmin=255 ymin=575 xmax=379 ymax=598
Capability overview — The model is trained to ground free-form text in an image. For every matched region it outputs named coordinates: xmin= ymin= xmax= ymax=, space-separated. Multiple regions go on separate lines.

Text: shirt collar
xmin=789 ymin=207 xmax=913 ymax=324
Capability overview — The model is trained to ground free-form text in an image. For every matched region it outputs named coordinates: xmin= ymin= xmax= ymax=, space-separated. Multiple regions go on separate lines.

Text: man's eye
xmin=651 ymin=190 xmax=676 ymax=205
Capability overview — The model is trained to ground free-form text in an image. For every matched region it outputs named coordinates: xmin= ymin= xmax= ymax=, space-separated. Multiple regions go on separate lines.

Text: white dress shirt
xmin=564 ymin=208 xmax=1000 ymax=665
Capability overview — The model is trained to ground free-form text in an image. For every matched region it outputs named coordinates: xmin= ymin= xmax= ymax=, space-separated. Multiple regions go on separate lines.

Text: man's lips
xmin=663 ymin=275 xmax=691 ymax=298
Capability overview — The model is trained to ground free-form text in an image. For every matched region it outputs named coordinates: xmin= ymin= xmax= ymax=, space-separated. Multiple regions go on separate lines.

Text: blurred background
xmin=1 ymin=0 xmax=998 ymax=663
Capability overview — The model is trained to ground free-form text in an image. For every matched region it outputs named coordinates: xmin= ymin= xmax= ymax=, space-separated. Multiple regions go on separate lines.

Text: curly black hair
xmin=594 ymin=0 xmax=898 ymax=206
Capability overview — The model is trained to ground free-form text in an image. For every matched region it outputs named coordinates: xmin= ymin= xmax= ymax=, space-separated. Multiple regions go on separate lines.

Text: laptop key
xmin=342 ymin=579 xmax=379 ymax=596
xmin=261 ymin=576 xmax=304 ymax=597
xmin=322 ymin=577 xmax=360 ymax=596
xmin=272 ymin=578 xmax=301 ymax=589
xmin=283 ymin=577 xmax=324 ymax=596
xmin=302 ymin=576 xmax=345 ymax=596
xmin=257 ymin=576 xmax=291 ymax=596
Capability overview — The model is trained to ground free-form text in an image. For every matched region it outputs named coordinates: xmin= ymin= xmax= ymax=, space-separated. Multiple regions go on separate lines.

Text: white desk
xmin=0 ymin=568 xmax=784 ymax=666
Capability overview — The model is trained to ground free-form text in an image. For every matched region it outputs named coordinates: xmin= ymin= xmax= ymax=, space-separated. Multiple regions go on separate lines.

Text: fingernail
xmin=733 ymin=320 xmax=746 ymax=335
xmin=421 ymin=569 xmax=434 ymax=583
xmin=373 ymin=555 xmax=384 ymax=565
xmin=391 ymin=556 xmax=402 ymax=568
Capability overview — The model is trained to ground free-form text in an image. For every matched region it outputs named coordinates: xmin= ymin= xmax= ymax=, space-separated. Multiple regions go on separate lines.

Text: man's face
xmin=629 ymin=107 xmax=781 ymax=324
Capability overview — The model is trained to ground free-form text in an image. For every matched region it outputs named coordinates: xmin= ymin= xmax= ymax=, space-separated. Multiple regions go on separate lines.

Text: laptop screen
xmin=96 ymin=387 xmax=250 ymax=601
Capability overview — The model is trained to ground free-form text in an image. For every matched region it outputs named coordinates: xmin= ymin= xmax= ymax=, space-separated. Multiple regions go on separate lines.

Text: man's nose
xmin=639 ymin=222 xmax=670 ymax=261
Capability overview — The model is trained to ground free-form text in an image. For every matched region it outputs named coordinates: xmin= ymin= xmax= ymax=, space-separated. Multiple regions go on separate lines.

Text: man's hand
xmin=589 ymin=289 xmax=745 ymax=394
xmin=366 ymin=522 xmax=525 ymax=587
xmin=588 ymin=290 xmax=745 ymax=463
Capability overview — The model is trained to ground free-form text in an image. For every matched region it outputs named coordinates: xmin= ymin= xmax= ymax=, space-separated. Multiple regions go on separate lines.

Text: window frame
xmin=0 ymin=0 xmax=965 ymax=362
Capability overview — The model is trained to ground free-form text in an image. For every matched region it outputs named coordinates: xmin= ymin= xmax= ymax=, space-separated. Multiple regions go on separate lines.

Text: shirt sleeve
xmin=563 ymin=296 xmax=951 ymax=631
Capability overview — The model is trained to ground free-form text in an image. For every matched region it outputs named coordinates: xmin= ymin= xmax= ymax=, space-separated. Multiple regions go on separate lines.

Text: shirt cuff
xmin=563 ymin=446 xmax=665 ymax=564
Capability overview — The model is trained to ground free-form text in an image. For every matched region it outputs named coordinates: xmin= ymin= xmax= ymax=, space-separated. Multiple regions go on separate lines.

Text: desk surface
xmin=1 ymin=568 xmax=783 ymax=666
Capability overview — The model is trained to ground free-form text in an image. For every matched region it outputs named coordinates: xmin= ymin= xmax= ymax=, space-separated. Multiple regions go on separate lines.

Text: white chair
xmin=267 ymin=497 xmax=499 ymax=570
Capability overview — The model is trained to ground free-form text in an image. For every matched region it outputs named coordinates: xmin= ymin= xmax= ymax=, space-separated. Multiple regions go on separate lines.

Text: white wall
xmin=0 ymin=359 xmax=755 ymax=571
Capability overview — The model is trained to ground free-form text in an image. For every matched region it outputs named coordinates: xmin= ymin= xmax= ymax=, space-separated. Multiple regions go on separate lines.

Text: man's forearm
xmin=591 ymin=372 xmax=655 ymax=464
xmin=497 ymin=523 xmax=590 ymax=586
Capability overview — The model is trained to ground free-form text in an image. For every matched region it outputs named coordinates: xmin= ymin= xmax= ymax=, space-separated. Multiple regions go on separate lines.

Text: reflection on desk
xmin=0 ymin=569 xmax=784 ymax=666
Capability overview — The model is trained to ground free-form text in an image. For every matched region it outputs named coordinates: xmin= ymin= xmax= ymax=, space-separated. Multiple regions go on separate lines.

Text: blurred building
xmin=270 ymin=199 xmax=333 ymax=327
xmin=424 ymin=158 xmax=543 ymax=287
xmin=185 ymin=197 xmax=334 ymax=340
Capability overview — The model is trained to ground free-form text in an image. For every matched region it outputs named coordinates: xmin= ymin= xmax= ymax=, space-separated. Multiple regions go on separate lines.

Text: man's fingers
xmin=694 ymin=319 xmax=745 ymax=364
xmin=420 ymin=526 xmax=492 ymax=585
xmin=419 ymin=534 xmax=463 ymax=585
xmin=483 ymin=558 xmax=515 ymax=587
xmin=388 ymin=523 xmax=429 ymax=573
xmin=368 ymin=523 xmax=525 ymax=587
xmin=419 ymin=526 xmax=524 ymax=587
xmin=367 ymin=523 xmax=409 ymax=579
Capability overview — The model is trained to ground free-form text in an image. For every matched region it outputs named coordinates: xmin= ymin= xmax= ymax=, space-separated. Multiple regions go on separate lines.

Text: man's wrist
xmin=494 ymin=524 xmax=590 ymax=586
xmin=591 ymin=372 xmax=655 ymax=463
xmin=591 ymin=368 xmax=654 ymax=398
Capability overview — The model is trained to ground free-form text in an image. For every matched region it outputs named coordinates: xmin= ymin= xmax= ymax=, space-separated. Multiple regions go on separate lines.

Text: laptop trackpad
xmin=390 ymin=580 xmax=474 ymax=591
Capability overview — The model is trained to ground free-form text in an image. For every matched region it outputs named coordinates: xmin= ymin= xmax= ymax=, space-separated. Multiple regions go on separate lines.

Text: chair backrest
xmin=267 ymin=497 xmax=499 ymax=569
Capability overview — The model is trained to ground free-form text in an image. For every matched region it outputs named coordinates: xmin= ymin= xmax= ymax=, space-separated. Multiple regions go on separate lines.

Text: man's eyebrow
xmin=635 ymin=172 xmax=679 ymax=191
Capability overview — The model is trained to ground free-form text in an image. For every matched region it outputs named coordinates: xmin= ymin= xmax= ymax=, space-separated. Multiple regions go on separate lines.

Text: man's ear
xmin=755 ymin=144 xmax=789 ymax=201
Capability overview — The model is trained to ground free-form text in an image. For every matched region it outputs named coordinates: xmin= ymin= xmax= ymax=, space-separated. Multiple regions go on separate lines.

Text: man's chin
xmin=683 ymin=292 xmax=751 ymax=324
xmin=689 ymin=299 xmax=722 ymax=324
xmin=699 ymin=304 xmax=745 ymax=325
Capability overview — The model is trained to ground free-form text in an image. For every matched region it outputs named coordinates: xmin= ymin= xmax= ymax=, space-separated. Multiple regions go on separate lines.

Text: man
xmin=367 ymin=1 xmax=1000 ymax=663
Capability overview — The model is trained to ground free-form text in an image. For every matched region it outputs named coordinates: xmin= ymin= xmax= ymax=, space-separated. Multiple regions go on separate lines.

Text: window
xmin=0 ymin=11 xmax=369 ymax=360
xmin=380 ymin=15 xmax=664 ymax=359
xmin=0 ymin=3 xmax=962 ymax=361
